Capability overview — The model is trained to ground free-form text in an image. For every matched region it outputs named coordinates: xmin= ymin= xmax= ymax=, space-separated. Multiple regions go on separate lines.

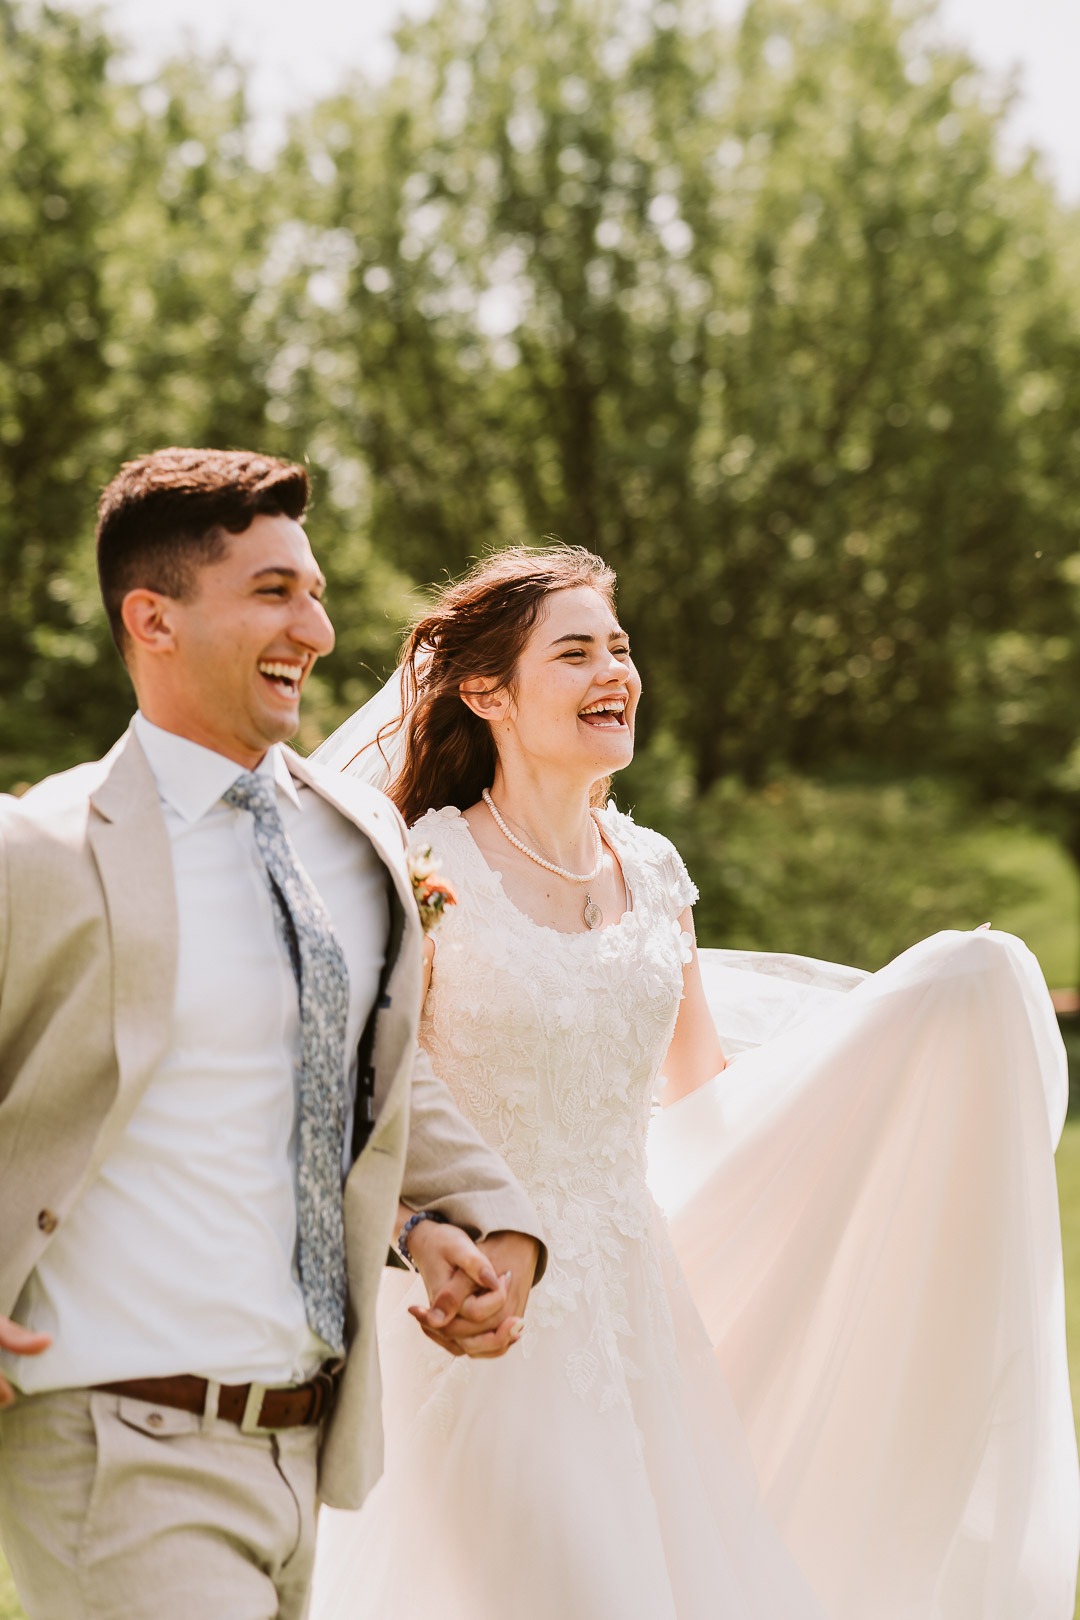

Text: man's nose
xmin=294 ymin=595 xmax=336 ymax=657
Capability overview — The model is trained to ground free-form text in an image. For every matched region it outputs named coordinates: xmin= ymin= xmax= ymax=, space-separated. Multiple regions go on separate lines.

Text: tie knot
xmin=222 ymin=771 xmax=277 ymax=822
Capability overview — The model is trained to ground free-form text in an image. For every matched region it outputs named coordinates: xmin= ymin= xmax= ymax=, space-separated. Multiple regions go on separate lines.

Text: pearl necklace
xmin=482 ymin=789 xmax=606 ymax=929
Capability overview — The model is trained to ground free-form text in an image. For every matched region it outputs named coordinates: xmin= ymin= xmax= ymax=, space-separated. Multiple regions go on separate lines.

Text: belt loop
xmin=201 ymin=1379 xmax=221 ymax=1432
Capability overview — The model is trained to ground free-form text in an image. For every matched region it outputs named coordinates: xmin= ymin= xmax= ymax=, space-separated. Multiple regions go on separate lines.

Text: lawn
xmin=0 ymin=1551 xmax=15 ymax=1620
xmin=969 ymin=822 xmax=1079 ymax=994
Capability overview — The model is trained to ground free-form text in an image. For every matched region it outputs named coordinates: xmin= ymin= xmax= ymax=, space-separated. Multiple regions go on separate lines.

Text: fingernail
xmin=509 ymin=1319 xmax=525 ymax=1339
xmin=503 ymin=1271 xmax=513 ymax=1284
xmin=427 ymin=1309 xmax=446 ymax=1327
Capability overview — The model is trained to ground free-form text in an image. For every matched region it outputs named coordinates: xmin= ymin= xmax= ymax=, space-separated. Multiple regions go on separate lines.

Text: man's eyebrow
xmin=548 ymin=629 xmax=628 ymax=646
xmin=251 ymin=565 xmax=327 ymax=592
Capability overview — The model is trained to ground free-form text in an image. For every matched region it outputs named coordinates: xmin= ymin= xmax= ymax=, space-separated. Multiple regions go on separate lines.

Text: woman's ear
xmin=459 ymin=678 xmax=508 ymax=721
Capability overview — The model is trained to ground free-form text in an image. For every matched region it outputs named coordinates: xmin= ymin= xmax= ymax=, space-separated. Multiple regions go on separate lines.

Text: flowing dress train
xmin=312 ymin=806 xmax=1078 ymax=1620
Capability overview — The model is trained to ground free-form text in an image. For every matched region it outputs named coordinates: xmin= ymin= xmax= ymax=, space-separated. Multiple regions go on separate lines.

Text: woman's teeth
xmin=578 ymin=701 xmax=627 ymax=728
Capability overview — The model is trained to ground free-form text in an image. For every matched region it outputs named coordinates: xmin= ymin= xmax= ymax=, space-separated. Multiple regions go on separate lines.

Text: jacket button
xmin=145 ymin=1412 xmax=164 ymax=1429
xmin=37 ymin=1209 xmax=58 ymax=1234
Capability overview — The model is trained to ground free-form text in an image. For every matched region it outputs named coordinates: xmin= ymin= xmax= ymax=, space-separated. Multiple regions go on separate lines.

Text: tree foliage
xmin=1 ymin=0 xmax=1079 ymax=967
xmin=275 ymin=0 xmax=1080 ymax=789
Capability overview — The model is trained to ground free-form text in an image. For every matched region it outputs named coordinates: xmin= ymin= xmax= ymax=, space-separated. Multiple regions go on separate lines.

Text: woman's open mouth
xmin=578 ymin=699 xmax=628 ymax=730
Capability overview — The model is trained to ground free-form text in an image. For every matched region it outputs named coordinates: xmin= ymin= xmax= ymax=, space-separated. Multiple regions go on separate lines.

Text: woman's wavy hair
xmin=385 ymin=544 xmax=617 ymax=827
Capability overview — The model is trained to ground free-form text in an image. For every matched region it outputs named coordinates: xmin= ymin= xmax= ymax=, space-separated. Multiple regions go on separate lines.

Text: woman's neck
xmin=485 ymin=766 xmax=599 ymax=873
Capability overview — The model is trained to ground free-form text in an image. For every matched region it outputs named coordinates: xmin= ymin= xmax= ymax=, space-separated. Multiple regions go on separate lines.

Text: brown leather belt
xmin=95 ymin=1367 xmax=341 ymax=1434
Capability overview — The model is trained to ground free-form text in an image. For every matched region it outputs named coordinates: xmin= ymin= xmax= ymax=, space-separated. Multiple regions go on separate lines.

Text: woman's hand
xmin=404 ymin=1216 xmax=537 ymax=1359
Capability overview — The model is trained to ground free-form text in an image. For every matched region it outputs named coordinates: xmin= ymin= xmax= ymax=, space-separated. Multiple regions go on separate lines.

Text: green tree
xmin=264 ymin=0 xmax=1080 ymax=966
xmin=274 ymin=0 xmax=1078 ymax=778
xmin=5 ymin=0 xmax=1080 ymax=976
xmin=0 ymin=2 xmax=406 ymax=786
xmin=0 ymin=0 xmax=124 ymax=778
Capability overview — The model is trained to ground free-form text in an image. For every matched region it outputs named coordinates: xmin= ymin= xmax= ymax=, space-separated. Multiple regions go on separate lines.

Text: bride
xmin=310 ymin=545 xmax=1078 ymax=1619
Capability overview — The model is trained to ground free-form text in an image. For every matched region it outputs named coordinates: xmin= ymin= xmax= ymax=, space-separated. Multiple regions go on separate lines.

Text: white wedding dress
xmin=311 ymin=805 xmax=1079 ymax=1620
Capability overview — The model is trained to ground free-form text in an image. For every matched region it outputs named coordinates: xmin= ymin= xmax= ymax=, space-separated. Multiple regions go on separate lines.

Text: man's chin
xmin=253 ymin=703 xmax=302 ymax=747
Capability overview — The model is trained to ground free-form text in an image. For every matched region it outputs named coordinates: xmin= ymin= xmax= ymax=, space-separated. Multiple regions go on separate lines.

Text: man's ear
xmin=459 ymin=678 xmax=508 ymax=722
xmin=120 ymin=589 xmax=179 ymax=656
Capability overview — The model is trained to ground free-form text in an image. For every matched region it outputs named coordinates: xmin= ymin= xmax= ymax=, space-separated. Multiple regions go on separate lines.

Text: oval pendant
xmin=583 ymin=896 xmax=604 ymax=930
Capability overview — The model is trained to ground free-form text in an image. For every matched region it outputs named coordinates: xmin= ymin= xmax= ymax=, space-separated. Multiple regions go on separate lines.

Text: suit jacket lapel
xmin=285 ymin=750 xmax=420 ymax=1134
xmin=85 ymin=730 xmax=178 ymax=1175
xmin=285 ymin=749 xmax=416 ymax=934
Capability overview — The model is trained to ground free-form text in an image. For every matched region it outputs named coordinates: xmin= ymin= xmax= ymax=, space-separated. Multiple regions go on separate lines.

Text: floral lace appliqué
xmin=416 ymin=806 xmax=695 ymax=1417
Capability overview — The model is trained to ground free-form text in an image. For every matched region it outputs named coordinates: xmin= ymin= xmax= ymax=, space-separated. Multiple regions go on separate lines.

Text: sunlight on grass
xmin=0 ymin=1554 xmax=21 ymax=1620
xmin=971 ymin=824 xmax=1079 ymax=993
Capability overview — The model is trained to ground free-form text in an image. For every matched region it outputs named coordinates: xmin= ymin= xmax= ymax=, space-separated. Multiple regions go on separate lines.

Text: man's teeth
xmin=259 ymin=661 xmax=303 ymax=685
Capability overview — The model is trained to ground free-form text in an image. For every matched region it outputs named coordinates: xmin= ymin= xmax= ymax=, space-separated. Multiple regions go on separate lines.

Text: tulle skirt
xmin=313 ymin=929 xmax=1079 ymax=1619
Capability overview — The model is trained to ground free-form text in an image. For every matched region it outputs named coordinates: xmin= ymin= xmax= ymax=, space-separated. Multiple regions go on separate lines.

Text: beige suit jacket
xmin=0 ymin=727 xmax=544 ymax=1508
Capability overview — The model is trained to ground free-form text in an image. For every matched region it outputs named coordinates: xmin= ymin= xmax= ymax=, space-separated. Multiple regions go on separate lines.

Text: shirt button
xmin=145 ymin=1412 xmax=164 ymax=1429
xmin=37 ymin=1209 xmax=58 ymax=1234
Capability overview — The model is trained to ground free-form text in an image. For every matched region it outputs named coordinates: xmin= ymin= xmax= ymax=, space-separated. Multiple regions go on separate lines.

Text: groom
xmin=0 ymin=448 xmax=544 ymax=1619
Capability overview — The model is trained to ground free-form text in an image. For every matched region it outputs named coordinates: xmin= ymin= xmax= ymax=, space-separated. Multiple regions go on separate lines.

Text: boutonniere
xmin=408 ymin=844 xmax=458 ymax=935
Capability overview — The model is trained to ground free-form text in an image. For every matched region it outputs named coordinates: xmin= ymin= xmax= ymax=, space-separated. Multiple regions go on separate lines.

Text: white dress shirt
xmin=11 ymin=715 xmax=388 ymax=1390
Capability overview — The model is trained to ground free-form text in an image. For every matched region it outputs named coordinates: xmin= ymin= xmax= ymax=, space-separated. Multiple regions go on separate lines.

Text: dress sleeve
xmin=660 ymin=841 xmax=699 ymax=916
xmin=618 ymin=812 xmax=698 ymax=918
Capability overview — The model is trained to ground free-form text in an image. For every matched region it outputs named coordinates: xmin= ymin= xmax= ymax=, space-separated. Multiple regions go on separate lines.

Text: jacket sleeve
xmin=398 ymin=1043 xmax=548 ymax=1281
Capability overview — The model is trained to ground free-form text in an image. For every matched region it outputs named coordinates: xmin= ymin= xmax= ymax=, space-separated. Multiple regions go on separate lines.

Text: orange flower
xmin=407 ymin=845 xmax=458 ymax=934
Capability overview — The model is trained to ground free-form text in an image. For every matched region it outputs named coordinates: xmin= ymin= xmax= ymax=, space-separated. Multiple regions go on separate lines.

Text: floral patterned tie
xmin=223 ymin=771 xmax=349 ymax=1355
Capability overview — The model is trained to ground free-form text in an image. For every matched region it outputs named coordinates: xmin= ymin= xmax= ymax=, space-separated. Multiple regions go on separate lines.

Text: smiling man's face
xmin=127 ymin=512 xmax=335 ymax=767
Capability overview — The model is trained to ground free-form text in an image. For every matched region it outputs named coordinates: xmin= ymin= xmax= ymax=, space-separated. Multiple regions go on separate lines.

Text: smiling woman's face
xmin=489 ymin=584 xmax=641 ymax=784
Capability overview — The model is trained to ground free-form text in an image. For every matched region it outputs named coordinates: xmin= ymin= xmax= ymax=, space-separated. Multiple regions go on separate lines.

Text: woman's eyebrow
xmin=548 ymin=629 xmax=628 ymax=647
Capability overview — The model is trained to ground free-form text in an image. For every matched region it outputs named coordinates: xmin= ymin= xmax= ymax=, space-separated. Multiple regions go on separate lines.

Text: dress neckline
xmin=443 ymin=804 xmax=638 ymax=942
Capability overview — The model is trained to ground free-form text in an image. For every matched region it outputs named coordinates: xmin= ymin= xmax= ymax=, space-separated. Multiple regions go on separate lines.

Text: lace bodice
xmin=414 ymin=804 xmax=697 ymax=1402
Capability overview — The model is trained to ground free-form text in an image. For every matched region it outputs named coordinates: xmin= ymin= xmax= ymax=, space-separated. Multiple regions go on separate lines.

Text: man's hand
xmin=409 ymin=1228 xmax=539 ymax=1360
xmin=0 ymin=1315 xmax=51 ymax=1409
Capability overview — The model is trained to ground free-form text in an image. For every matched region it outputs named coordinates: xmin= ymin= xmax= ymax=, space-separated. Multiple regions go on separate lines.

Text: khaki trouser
xmin=0 ymin=1387 xmax=320 ymax=1620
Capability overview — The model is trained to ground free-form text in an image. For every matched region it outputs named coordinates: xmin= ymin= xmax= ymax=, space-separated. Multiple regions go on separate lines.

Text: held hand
xmin=405 ymin=1219 xmax=510 ymax=1358
xmin=410 ymin=1229 xmax=539 ymax=1360
xmin=0 ymin=1315 xmax=51 ymax=1409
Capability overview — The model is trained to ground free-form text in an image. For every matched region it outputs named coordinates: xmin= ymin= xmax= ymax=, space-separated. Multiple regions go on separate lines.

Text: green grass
xmin=0 ymin=1551 xmax=18 ymax=1620
xmin=968 ymin=823 xmax=1080 ymax=993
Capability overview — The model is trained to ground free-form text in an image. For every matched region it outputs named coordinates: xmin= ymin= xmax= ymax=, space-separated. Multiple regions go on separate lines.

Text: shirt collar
xmin=133 ymin=713 xmax=303 ymax=824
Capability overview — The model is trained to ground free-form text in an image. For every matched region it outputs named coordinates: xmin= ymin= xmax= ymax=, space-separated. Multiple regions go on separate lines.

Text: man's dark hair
xmin=96 ymin=447 xmax=310 ymax=655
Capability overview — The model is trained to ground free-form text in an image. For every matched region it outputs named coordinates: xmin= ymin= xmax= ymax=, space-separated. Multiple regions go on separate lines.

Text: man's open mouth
xmin=258 ymin=660 xmax=304 ymax=698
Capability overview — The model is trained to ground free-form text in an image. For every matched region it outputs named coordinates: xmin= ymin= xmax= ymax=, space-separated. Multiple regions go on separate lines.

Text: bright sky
xmin=67 ymin=0 xmax=1080 ymax=199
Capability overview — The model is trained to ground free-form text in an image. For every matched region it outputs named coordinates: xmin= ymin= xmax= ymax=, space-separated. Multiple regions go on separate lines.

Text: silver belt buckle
xmin=240 ymin=1379 xmax=296 ymax=1435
